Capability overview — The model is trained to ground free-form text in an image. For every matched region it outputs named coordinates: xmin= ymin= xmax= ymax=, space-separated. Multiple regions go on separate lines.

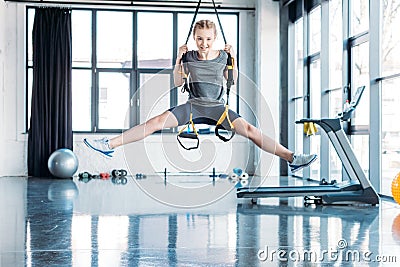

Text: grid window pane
xmin=27 ymin=9 xmax=35 ymax=67
xmin=329 ymin=142 xmax=342 ymax=182
xmin=27 ymin=68 xmax=33 ymax=129
xmin=351 ymin=42 xmax=369 ymax=125
xmin=72 ymin=70 xmax=92 ymax=131
xmin=329 ymin=89 xmax=342 ymax=118
xmin=351 ymin=135 xmax=369 ymax=180
xmin=137 ymin=12 xmax=173 ymax=69
xmin=97 ymin=11 xmax=132 ymax=68
xmin=329 ymin=90 xmax=343 ymax=181
xmin=382 ymin=78 xmax=400 ymax=196
xmin=98 ymin=72 xmax=130 ymax=129
xmin=310 ymin=59 xmax=321 ymax=118
xmin=295 ymin=18 xmax=304 ymax=97
xmin=351 ymin=0 xmax=369 ymax=36
xmin=294 ymin=99 xmax=304 ymax=175
xmin=310 ymin=135 xmax=321 ymax=180
xmin=72 ymin=10 xmax=92 ymax=68
xmin=382 ymin=1 xmax=400 ymax=76
xmin=329 ymin=0 xmax=343 ymax=89
xmin=139 ymin=73 xmax=170 ymax=124
xmin=309 ymin=6 xmax=321 ymax=54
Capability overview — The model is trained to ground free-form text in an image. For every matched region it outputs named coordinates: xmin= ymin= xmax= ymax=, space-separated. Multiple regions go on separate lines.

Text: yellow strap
xmin=227 ymin=58 xmax=235 ymax=70
xmin=178 ymin=112 xmax=198 ymax=136
xmin=303 ymin=122 xmax=318 ymax=136
xmin=179 ymin=65 xmax=188 ymax=78
xmin=216 ymin=105 xmax=234 ymax=129
xmin=189 ymin=113 xmax=198 ymax=135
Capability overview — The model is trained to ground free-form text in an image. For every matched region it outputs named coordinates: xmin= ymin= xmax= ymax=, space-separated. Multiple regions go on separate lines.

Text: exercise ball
xmin=392 ymin=172 xmax=400 ymax=204
xmin=48 ymin=148 xmax=79 ymax=178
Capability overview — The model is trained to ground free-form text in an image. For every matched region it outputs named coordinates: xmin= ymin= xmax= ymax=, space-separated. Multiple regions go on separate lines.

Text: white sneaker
xmin=289 ymin=154 xmax=318 ymax=173
xmin=83 ymin=137 xmax=114 ymax=158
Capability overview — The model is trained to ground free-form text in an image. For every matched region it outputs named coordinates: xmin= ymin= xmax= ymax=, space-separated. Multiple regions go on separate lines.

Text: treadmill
xmin=237 ymin=86 xmax=380 ymax=205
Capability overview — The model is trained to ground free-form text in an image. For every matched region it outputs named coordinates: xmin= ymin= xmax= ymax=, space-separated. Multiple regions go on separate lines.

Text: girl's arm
xmin=173 ymin=44 xmax=188 ymax=87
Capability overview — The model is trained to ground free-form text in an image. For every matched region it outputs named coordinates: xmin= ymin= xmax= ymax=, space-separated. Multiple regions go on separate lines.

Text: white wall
xmin=255 ymin=0 xmax=280 ymax=177
xmin=1 ymin=3 xmax=27 ymax=177
xmin=0 ymin=1 xmax=5 ymax=176
xmin=0 ymin=0 xmax=281 ymax=178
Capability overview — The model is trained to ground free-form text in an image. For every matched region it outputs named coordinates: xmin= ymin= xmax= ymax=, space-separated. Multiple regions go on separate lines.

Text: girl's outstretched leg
xmin=232 ymin=118 xmax=317 ymax=172
xmin=83 ymin=111 xmax=178 ymax=158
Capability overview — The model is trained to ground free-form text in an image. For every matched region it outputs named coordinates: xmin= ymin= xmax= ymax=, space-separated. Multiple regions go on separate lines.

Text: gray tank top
xmin=183 ymin=50 xmax=228 ymax=106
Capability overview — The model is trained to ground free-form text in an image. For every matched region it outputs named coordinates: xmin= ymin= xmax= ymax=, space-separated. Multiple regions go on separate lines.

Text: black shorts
xmin=168 ymin=102 xmax=241 ymax=129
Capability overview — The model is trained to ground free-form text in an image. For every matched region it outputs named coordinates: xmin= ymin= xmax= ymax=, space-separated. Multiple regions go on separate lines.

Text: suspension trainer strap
xmin=177 ymin=104 xmax=200 ymax=150
xmin=211 ymin=0 xmax=227 ymax=44
xmin=179 ymin=0 xmax=236 ymax=144
xmin=185 ymin=0 xmax=202 ymax=45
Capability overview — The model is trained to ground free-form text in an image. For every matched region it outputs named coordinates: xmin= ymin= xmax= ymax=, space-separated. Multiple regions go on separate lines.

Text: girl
xmin=84 ymin=20 xmax=317 ymax=173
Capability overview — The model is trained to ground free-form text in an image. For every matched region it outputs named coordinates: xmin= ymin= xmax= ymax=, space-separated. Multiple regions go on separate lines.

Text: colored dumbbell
xmin=112 ymin=169 xmax=128 ymax=177
xmin=78 ymin=172 xmax=93 ymax=183
xmin=135 ymin=173 xmax=147 ymax=179
xmin=99 ymin=172 xmax=110 ymax=180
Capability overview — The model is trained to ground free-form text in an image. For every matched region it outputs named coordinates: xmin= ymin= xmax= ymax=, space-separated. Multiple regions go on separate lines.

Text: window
xmin=308 ymin=6 xmax=321 ymax=55
xmin=72 ymin=70 xmax=91 ymax=131
xmin=380 ymin=1 xmax=400 ymax=196
xmin=97 ymin=72 xmax=131 ymax=129
xmin=139 ymin=73 xmax=170 ymax=123
xmin=382 ymin=1 xmax=400 ymax=77
xmin=328 ymin=89 xmax=342 ymax=181
xmin=327 ymin=0 xmax=343 ymax=181
xmin=309 ymin=59 xmax=321 ymax=180
xmin=347 ymin=0 xmax=370 ymax=184
xmin=351 ymin=41 xmax=369 ymax=126
xmin=96 ymin=11 xmax=132 ymax=69
xmin=26 ymin=8 xmax=239 ymax=133
xmin=137 ymin=12 xmax=173 ymax=69
xmin=293 ymin=18 xmax=304 ymax=165
xmin=382 ymin=78 xmax=400 ymax=196
xmin=72 ymin=10 xmax=92 ymax=68
xmin=287 ymin=0 xmax=400 ymax=197
xmin=350 ymin=0 xmax=369 ymax=36
xmin=329 ymin=0 xmax=343 ymax=89
xmin=26 ymin=8 xmax=35 ymax=130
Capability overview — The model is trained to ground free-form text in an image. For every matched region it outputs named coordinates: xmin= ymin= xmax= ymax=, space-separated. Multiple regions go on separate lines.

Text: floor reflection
xmin=0 ymin=176 xmax=400 ymax=266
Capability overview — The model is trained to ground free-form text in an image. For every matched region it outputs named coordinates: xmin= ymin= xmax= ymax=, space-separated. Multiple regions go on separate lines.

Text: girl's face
xmin=193 ymin=28 xmax=216 ymax=53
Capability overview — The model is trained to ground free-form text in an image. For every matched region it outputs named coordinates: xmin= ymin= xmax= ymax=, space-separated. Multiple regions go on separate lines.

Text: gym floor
xmin=1 ymin=175 xmax=400 ymax=266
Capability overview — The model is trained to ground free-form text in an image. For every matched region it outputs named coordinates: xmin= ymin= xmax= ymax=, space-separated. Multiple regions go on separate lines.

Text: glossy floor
xmin=0 ymin=175 xmax=400 ymax=266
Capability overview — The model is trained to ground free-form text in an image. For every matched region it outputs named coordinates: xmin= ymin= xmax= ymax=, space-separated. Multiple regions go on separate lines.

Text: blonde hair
xmin=193 ymin=20 xmax=217 ymax=37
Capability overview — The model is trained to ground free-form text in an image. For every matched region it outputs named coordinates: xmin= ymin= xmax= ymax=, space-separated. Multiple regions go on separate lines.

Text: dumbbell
xmin=112 ymin=169 xmax=128 ymax=177
xmin=78 ymin=172 xmax=93 ymax=183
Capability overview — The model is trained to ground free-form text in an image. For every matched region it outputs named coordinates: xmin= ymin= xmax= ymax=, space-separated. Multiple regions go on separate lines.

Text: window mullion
xmin=92 ymin=10 xmax=98 ymax=132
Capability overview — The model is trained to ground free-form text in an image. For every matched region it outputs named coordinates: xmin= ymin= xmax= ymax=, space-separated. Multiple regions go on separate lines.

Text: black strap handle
xmin=177 ymin=132 xmax=200 ymax=150
xmin=215 ymin=124 xmax=235 ymax=142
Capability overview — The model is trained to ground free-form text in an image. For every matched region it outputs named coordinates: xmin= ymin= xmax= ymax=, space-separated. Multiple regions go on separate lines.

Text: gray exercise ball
xmin=48 ymin=148 xmax=79 ymax=178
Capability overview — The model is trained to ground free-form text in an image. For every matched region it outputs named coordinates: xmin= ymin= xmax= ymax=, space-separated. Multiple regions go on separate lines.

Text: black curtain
xmin=28 ymin=7 xmax=72 ymax=177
